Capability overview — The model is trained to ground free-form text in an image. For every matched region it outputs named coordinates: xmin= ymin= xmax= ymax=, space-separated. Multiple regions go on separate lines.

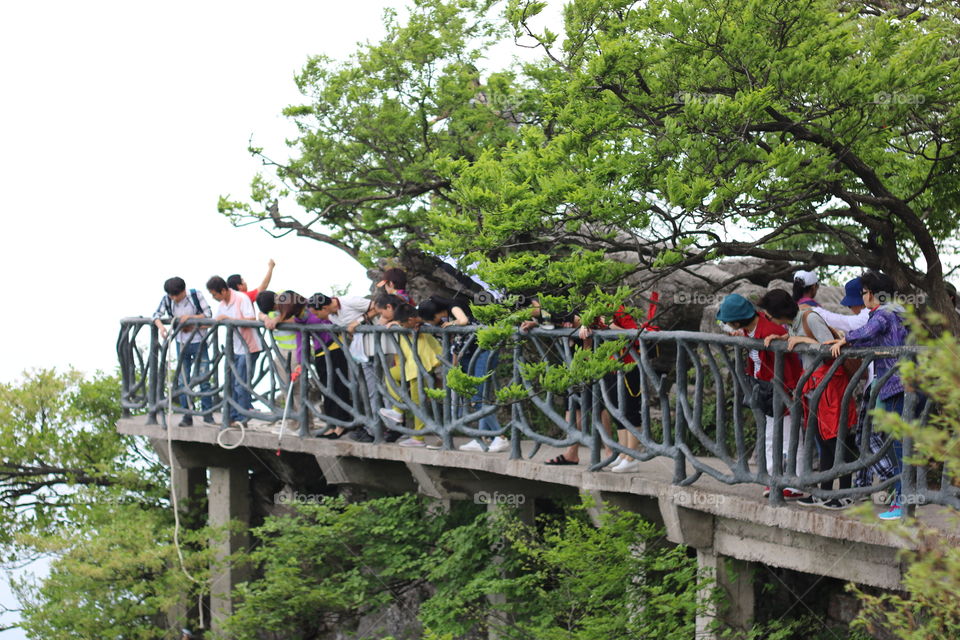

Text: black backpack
xmin=164 ymin=289 xmax=204 ymax=317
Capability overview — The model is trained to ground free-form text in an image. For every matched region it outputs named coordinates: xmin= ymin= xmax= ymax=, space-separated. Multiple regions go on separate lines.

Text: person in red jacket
xmin=717 ymin=294 xmax=804 ymax=499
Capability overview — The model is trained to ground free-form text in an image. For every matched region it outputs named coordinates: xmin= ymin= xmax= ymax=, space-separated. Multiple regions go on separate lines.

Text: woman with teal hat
xmin=718 ymin=293 xmax=805 ymax=499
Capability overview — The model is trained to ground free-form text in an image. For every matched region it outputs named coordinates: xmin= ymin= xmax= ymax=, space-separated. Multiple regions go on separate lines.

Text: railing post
xmin=117 ymin=324 xmax=132 ymax=418
xmin=147 ymin=323 xmax=160 ymax=426
xmin=299 ymin=330 xmax=311 ymax=436
xmin=673 ymin=341 xmax=687 ymax=484
xmin=901 ymin=391 xmax=919 ymax=518
xmin=509 ymin=343 xmax=522 ymax=460
xmin=222 ymin=325 xmax=233 ymax=429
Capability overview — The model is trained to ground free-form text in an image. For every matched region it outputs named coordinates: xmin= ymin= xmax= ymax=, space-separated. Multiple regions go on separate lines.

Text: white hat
xmin=794 ymin=270 xmax=819 ymax=286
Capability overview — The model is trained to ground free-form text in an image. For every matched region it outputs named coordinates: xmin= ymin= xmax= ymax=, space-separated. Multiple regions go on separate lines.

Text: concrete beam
xmin=713 ymin=517 xmax=902 ymax=590
xmin=208 ymin=466 xmax=251 ymax=633
xmin=150 ymin=437 xmax=258 ymax=469
xmin=314 ymin=455 xmax=419 ymax=494
xmin=660 ymin=498 xmax=715 ymax=549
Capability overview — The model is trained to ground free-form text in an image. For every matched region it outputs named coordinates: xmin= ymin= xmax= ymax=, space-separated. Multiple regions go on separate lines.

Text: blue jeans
xmin=176 ymin=341 xmax=213 ymax=414
xmin=468 ymin=350 xmax=500 ymax=433
xmin=882 ymin=393 xmax=905 ymax=502
xmin=231 ymin=352 xmax=260 ymax=423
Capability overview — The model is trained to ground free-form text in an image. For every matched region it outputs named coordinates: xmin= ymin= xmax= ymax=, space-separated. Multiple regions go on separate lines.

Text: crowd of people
xmin=151 ymin=262 xmax=952 ymax=519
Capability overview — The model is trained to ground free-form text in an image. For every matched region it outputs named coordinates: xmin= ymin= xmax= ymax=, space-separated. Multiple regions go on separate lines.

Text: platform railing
xmin=117 ymin=317 xmax=957 ymax=512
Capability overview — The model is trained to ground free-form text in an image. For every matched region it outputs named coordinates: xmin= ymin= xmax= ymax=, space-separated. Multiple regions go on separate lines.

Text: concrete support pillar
xmin=485 ymin=497 xmax=535 ymax=640
xmin=208 ymin=465 xmax=251 ymax=633
xmin=166 ymin=466 xmax=206 ymax=634
xmin=696 ymin=549 xmax=755 ymax=639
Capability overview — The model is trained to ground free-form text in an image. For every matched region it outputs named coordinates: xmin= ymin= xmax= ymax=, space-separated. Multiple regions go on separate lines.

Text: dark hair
xmin=381 ymin=268 xmax=408 ymax=290
xmin=307 ymin=293 xmax=333 ymax=310
xmin=163 ymin=277 xmax=186 ymax=296
xmin=792 ymin=279 xmax=816 ymax=302
xmin=256 ymin=290 xmax=276 ymax=314
xmin=417 ymin=296 xmax=469 ymax=322
xmin=394 ymin=303 xmax=418 ymax=324
xmin=227 ymin=274 xmax=243 ymax=290
xmin=276 ymin=290 xmax=306 ymax=320
xmin=861 ymin=271 xmax=897 ymax=303
xmin=758 ymin=289 xmax=799 ymax=321
xmin=206 ymin=276 xmax=228 ymax=293
xmin=374 ymin=294 xmax=403 ymax=309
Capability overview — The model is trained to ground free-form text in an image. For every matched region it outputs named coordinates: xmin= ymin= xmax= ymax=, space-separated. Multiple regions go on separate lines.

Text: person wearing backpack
xmin=760 ymin=289 xmax=858 ymax=509
xmin=152 ymin=277 xmax=215 ymax=426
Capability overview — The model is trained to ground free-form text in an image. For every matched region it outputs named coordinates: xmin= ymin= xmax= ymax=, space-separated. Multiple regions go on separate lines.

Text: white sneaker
xmin=459 ymin=439 xmax=486 ymax=452
xmin=397 ymin=437 xmax=425 ymax=448
xmin=379 ymin=408 xmax=403 ymax=423
xmin=612 ymin=459 xmax=639 ymax=474
xmin=488 ymin=436 xmax=510 ymax=452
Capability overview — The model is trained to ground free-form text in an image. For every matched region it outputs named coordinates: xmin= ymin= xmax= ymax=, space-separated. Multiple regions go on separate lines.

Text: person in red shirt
xmin=545 ymin=305 xmax=643 ymax=471
xmin=227 ymin=259 xmax=276 ymax=303
xmin=717 ymin=293 xmax=804 ymax=499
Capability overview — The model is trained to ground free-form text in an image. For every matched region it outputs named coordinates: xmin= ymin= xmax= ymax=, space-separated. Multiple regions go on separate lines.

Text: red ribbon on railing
xmin=641 ymin=291 xmax=661 ymax=332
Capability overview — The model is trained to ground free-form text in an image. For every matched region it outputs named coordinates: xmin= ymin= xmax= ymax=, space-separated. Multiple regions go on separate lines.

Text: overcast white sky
xmin=0 ymin=1 xmax=413 ymax=384
xmin=0 ymin=1 xmax=563 ymax=634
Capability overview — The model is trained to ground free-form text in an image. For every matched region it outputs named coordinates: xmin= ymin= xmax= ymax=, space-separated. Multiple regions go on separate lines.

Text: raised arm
xmin=257 ymin=259 xmax=276 ymax=293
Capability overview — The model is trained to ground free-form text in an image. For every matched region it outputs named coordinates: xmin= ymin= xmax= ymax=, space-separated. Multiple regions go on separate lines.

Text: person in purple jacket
xmin=828 ymin=271 xmax=908 ymax=520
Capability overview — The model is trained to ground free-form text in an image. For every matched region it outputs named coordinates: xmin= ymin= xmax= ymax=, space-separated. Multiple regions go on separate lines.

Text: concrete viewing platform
xmin=118 ymin=414 xmax=959 ymax=594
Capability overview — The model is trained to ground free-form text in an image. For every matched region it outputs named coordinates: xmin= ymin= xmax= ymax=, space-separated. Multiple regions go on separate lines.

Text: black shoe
xmin=202 ymin=415 xmax=216 ymax=424
xmin=349 ymin=430 xmax=375 ymax=443
xmin=383 ymin=430 xmax=402 ymax=443
xmin=178 ymin=416 xmax=194 ymax=427
xmin=821 ymin=498 xmax=853 ymax=510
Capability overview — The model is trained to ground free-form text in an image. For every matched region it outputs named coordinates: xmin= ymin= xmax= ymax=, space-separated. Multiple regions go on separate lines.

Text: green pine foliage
xmin=850 ymin=315 xmax=960 ymax=638
xmin=224 ymin=495 xmax=707 ymax=639
xmin=0 ymin=370 xmax=207 ymax=638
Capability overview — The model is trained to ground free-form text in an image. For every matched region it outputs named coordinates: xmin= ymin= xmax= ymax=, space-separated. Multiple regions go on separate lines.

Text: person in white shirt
xmin=207 ymin=276 xmax=263 ymax=426
xmin=152 ymin=277 xmax=214 ymax=426
xmin=810 ymin=277 xmax=869 ymax=334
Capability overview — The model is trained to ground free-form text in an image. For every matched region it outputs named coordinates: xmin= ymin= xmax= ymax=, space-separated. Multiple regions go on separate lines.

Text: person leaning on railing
xmin=152 ymin=277 xmax=215 ymax=426
xmin=263 ymin=291 xmax=337 ymax=436
xmin=207 ymin=275 xmax=263 ymax=428
xmin=378 ymin=303 xmax=443 ymax=448
xmin=302 ymin=293 xmax=360 ymax=439
xmin=521 ymin=306 xmax=598 ymax=467
xmin=255 ymin=290 xmax=299 ymax=408
xmin=827 ymin=271 xmax=910 ymax=521
xmin=759 ymin=289 xmax=858 ymax=510
xmin=578 ymin=305 xmax=646 ymax=473
xmin=716 ymin=293 xmax=805 ymax=500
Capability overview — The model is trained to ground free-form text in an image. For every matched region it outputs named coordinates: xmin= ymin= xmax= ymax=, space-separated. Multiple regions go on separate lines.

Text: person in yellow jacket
xmin=378 ymin=304 xmax=442 ymax=447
